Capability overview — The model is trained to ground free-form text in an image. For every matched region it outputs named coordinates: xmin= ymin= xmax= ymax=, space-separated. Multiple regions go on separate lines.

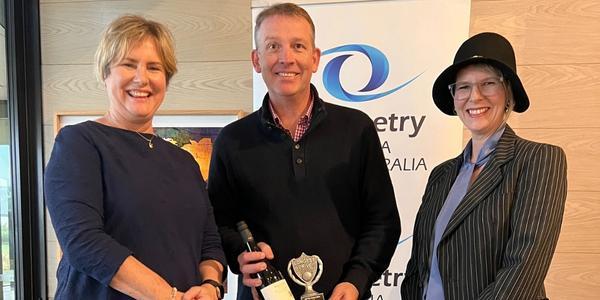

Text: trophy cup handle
xmin=312 ymin=257 xmax=323 ymax=284
xmin=287 ymin=260 xmax=307 ymax=287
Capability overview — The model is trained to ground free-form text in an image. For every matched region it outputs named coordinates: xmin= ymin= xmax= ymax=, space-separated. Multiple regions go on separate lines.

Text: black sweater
xmin=208 ymin=85 xmax=400 ymax=299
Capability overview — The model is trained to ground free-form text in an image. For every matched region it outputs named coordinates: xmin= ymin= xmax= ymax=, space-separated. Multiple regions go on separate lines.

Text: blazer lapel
xmin=417 ymin=156 xmax=461 ymax=282
xmin=441 ymin=126 xmax=517 ymax=241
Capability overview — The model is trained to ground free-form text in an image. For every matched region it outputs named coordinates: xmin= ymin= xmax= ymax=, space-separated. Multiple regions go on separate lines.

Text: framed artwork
xmin=54 ymin=110 xmax=246 ymax=180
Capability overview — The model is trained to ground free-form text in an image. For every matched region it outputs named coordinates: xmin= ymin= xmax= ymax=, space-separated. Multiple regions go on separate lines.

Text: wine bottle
xmin=237 ymin=221 xmax=295 ymax=300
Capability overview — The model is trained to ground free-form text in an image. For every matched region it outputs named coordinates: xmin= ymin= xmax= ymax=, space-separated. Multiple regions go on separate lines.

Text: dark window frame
xmin=5 ymin=0 xmax=46 ymax=299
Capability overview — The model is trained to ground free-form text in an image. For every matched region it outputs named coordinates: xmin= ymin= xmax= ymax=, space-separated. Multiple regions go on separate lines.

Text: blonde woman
xmin=45 ymin=15 xmax=224 ymax=300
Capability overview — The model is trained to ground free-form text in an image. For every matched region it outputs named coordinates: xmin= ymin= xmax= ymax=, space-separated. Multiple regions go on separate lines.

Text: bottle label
xmin=261 ymin=279 xmax=295 ymax=300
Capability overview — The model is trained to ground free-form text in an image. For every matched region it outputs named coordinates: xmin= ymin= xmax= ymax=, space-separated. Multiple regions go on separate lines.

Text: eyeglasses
xmin=448 ymin=77 xmax=504 ymax=101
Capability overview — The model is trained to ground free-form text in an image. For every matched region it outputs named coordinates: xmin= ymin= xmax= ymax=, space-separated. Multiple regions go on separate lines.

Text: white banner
xmin=245 ymin=1 xmax=470 ymax=299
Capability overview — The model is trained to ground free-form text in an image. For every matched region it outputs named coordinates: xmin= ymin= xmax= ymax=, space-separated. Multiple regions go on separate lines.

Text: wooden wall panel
xmin=507 ymin=64 xmax=600 ymax=129
xmin=471 ymin=0 xmax=600 ymax=298
xmin=513 ymin=128 xmax=600 ymax=192
xmin=545 ymin=252 xmax=600 ymax=299
xmin=42 ymin=61 xmax=252 ymax=125
xmin=252 ymin=0 xmax=365 ymax=7
xmin=40 ymin=0 xmax=250 ymax=64
xmin=43 ymin=125 xmax=55 ymax=165
xmin=41 ymin=1 xmax=253 ymax=298
xmin=555 ymin=191 xmax=600 ymax=253
xmin=40 ymin=0 xmax=123 ymax=2
xmin=40 ymin=0 xmax=599 ymax=298
xmin=462 ymin=127 xmax=600 ymax=192
xmin=471 ymin=0 xmax=600 ymax=65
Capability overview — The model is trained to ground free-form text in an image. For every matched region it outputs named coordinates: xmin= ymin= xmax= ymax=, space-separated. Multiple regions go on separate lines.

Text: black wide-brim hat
xmin=432 ymin=32 xmax=529 ymax=115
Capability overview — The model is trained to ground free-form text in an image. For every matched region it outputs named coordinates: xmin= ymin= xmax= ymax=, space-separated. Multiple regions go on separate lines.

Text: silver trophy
xmin=287 ymin=253 xmax=325 ymax=300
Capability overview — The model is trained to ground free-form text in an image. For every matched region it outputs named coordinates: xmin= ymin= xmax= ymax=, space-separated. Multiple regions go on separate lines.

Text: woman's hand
xmin=196 ymin=259 xmax=224 ymax=299
xmin=182 ymin=284 xmax=219 ymax=300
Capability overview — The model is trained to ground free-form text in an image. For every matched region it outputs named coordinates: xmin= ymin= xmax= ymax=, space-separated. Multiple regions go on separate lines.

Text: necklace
xmin=135 ymin=131 xmax=155 ymax=149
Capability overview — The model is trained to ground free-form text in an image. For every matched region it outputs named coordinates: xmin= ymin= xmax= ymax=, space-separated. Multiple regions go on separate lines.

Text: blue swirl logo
xmin=322 ymin=44 xmax=421 ymax=102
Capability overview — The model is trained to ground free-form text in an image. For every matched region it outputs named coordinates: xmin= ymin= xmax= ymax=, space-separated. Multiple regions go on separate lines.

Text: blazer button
xmin=296 ymin=158 xmax=303 ymax=164
xmin=294 ymin=144 xmax=300 ymax=150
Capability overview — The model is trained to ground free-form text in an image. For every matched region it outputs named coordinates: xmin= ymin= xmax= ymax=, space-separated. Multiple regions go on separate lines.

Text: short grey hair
xmin=254 ymin=3 xmax=316 ymax=47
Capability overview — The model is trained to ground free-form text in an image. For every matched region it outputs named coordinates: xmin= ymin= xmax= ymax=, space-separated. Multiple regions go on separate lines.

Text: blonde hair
xmin=254 ymin=3 xmax=315 ymax=47
xmin=94 ymin=15 xmax=177 ymax=83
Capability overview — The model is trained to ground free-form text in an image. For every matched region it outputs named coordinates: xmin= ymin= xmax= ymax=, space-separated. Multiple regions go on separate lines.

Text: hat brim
xmin=432 ymin=57 xmax=530 ymax=116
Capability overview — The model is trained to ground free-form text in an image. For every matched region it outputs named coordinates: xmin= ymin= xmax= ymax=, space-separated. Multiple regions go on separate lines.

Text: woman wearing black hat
xmin=401 ymin=32 xmax=567 ymax=300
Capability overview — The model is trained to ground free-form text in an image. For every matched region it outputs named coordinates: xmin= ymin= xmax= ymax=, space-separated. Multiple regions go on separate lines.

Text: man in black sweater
xmin=208 ymin=3 xmax=400 ymax=300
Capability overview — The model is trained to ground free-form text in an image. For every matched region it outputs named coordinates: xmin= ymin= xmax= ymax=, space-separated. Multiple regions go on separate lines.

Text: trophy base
xmin=301 ymin=293 xmax=325 ymax=300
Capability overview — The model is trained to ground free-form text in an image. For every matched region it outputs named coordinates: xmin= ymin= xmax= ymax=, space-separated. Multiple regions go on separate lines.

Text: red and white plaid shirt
xmin=269 ymin=97 xmax=314 ymax=142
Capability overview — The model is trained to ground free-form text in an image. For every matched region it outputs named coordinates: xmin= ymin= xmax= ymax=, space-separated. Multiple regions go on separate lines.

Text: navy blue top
xmin=45 ymin=121 xmax=226 ymax=299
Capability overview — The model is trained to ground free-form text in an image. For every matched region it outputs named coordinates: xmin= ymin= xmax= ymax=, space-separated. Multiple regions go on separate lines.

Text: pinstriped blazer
xmin=401 ymin=126 xmax=567 ymax=300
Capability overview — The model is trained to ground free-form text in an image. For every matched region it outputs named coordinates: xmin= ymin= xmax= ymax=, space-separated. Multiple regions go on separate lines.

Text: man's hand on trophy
xmin=329 ymin=282 xmax=359 ymax=300
xmin=238 ymin=242 xmax=275 ymax=287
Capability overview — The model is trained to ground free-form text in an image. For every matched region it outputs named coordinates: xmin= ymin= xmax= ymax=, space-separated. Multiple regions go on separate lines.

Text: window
xmin=0 ymin=2 xmax=16 ymax=297
xmin=4 ymin=0 xmax=46 ymax=298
